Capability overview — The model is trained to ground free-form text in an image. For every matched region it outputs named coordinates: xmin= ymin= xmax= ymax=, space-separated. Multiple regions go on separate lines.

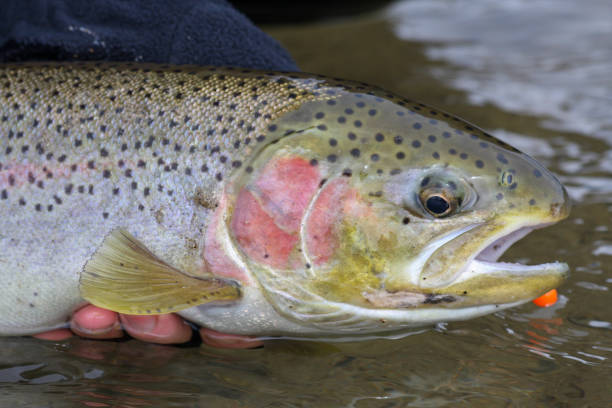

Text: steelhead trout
xmin=0 ymin=62 xmax=569 ymax=337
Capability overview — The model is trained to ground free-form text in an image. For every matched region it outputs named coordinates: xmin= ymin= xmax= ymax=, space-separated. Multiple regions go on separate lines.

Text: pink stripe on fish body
xmin=230 ymin=156 xmax=320 ymax=268
xmin=304 ymin=178 xmax=350 ymax=266
xmin=203 ymin=195 xmax=255 ymax=285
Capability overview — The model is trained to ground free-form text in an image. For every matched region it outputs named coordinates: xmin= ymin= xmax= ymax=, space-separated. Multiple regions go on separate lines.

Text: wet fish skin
xmin=0 ymin=62 xmax=327 ymax=334
xmin=0 ymin=62 xmax=569 ymax=337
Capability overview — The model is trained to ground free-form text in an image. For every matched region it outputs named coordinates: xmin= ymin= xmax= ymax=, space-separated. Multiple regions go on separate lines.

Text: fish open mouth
xmin=474 ymin=225 xmax=538 ymax=263
xmin=453 ymin=223 xmax=569 ymax=286
xmin=366 ymin=223 xmax=568 ymax=310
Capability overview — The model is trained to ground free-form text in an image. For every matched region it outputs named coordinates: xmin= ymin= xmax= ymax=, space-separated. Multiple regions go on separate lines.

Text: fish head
xmin=226 ymin=82 xmax=570 ymax=331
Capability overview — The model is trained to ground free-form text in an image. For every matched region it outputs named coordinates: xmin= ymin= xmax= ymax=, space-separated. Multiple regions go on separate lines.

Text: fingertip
xmin=200 ymin=328 xmax=263 ymax=349
xmin=72 ymin=305 xmax=118 ymax=330
xmin=120 ymin=314 xmax=192 ymax=344
xmin=71 ymin=305 xmax=124 ymax=339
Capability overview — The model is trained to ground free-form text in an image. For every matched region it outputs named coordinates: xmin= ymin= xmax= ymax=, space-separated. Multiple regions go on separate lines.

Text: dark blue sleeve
xmin=0 ymin=0 xmax=298 ymax=71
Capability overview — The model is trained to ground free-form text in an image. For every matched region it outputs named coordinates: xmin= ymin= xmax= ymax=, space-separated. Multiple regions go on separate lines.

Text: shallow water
xmin=2 ymin=1 xmax=611 ymax=406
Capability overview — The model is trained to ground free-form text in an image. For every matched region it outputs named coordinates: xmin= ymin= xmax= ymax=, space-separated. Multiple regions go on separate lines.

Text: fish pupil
xmin=426 ymin=195 xmax=450 ymax=215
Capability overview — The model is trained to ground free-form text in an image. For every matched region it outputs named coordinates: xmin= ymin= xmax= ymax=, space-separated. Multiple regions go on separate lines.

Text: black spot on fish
xmin=497 ymin=153 xmax=509 ymax=164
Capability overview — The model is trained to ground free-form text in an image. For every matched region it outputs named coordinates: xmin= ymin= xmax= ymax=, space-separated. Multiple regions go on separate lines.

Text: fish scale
xmin=0 ymin=62 xmax=332 ymax=333
xmin=0 ymin=62 xmax=569 ymax=337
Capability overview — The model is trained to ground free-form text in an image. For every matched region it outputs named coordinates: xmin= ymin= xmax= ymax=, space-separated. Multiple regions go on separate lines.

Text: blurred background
xmin=2 ymin=1 xmax=611 ymax=406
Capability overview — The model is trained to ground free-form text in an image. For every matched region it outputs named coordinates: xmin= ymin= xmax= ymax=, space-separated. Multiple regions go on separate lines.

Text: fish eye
xmin=419 ymin=190 xmax=457 ymax=218
xmin=410 ymin=171 xmax=475 ymax=219
xmin=394 ymin=170 xmax=475 ymax=220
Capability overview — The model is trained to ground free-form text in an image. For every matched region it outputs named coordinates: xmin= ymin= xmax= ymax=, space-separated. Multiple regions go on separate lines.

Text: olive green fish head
xmin=226 ymin=80 xmax=569 ymax=331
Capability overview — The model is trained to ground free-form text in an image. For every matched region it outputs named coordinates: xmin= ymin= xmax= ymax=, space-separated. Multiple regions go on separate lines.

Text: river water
xmin=2 ymin=1 xmax=611 ymax=406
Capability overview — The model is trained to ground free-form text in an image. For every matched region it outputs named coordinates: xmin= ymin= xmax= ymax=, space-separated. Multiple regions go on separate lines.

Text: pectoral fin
xmin=80 ymin=229 xmax=241 ymax=315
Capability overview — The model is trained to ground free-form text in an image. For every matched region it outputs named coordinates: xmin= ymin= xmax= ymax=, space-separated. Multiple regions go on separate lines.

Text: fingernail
xmin=121 ymin=315 xmax=157 ymax=332
xmin=71 ymin=321 xmax=114 ymax=335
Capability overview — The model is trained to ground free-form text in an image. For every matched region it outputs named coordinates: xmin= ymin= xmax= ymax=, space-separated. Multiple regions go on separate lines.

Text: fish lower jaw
xmin=452 ymin=258 xmax=569 ymax=285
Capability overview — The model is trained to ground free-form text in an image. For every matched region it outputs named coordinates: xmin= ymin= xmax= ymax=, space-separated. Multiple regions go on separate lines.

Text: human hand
xmin=33 ymin=304 xmax=263 ymax=349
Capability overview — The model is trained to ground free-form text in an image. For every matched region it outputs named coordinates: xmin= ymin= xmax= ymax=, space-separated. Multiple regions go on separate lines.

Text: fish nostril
xmin=549 ymin=187 xmax=571 ymax=219
xmin=550 ymin=201 xmax=569 ymax=219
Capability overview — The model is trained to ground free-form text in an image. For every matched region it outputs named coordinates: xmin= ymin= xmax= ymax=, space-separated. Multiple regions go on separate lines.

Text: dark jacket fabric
xmin=0 ymin=0 xmax=298 ymax=71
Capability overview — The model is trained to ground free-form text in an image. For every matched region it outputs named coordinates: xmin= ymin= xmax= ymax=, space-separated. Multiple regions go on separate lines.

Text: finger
xmin=200 ymin=328 xmax=264 ymax=349
xmin=70 ymin=305 xmax=124 ymax=339
xmin=33 ymin=328 xmax=74 ymax=341
xmin=120 ymin=314 xmax=192 ymax=344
